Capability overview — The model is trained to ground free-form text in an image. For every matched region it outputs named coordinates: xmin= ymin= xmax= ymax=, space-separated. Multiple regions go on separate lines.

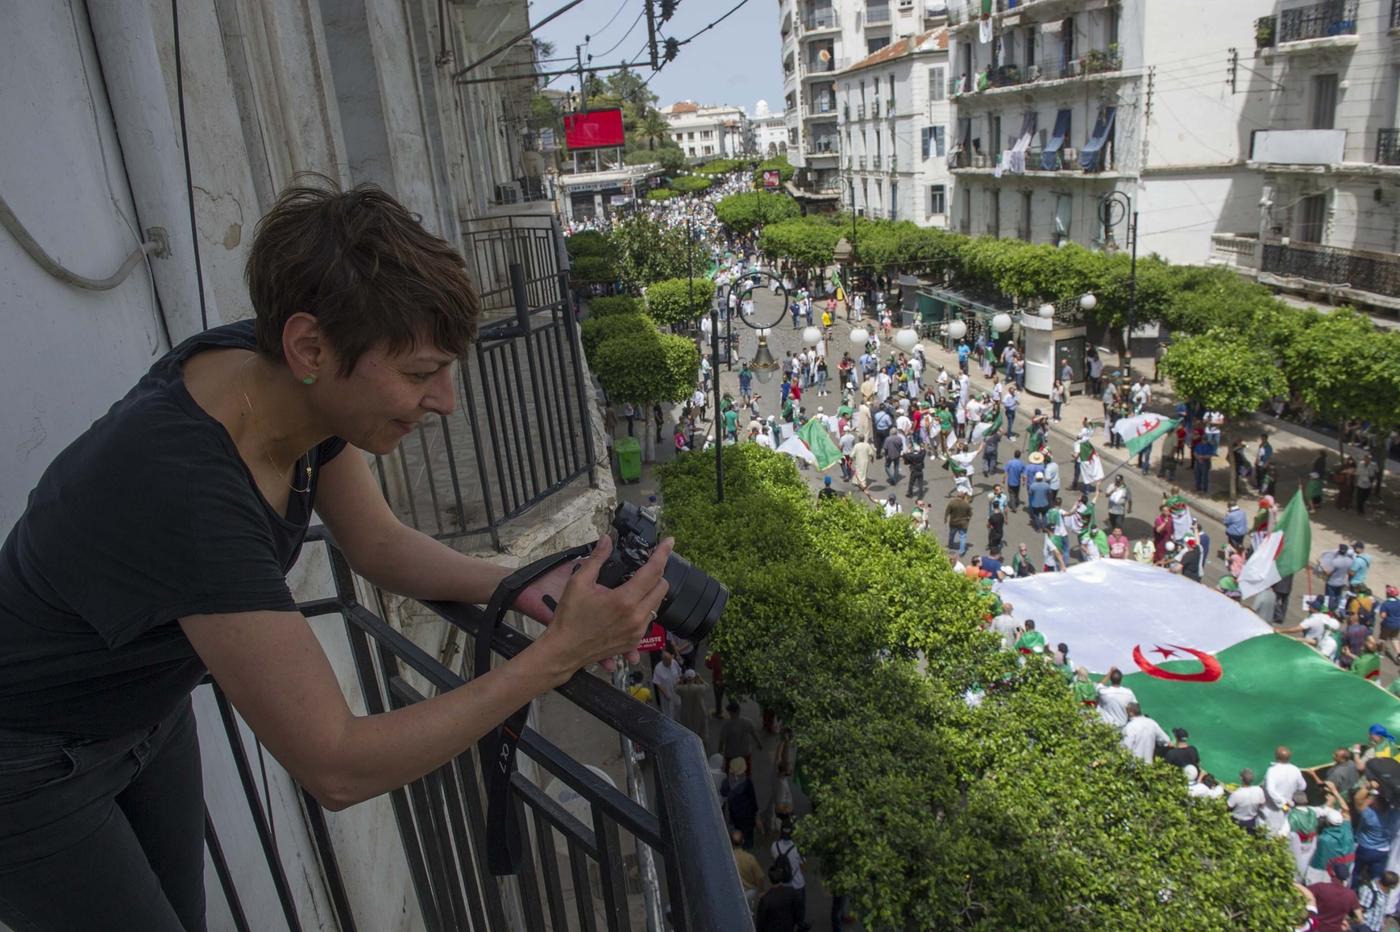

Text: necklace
xmin=239 ymin=357 xmax=312 ymax=494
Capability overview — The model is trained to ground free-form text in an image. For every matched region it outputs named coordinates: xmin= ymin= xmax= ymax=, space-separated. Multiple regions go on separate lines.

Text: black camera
xmin=595 ymin=502 xmax=727 ymax=641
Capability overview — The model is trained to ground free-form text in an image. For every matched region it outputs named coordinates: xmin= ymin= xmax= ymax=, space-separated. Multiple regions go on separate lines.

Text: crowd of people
xmin=583 ymin=172 xmax=1397 ymax=931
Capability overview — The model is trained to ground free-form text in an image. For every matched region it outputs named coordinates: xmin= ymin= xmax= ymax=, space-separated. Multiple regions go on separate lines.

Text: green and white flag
xmin=1237 ymin=491 xmax=1311 ymax=599
xmin=1000 ymin=560 xmax=1400 ymax=778
xmin=1112 ymin=413 xmax=1178 ymax=456
xmin=798 ymin=417 xmax=843 ymax=471
xmin=1077 ymin=440 xmax=1104 ymax=486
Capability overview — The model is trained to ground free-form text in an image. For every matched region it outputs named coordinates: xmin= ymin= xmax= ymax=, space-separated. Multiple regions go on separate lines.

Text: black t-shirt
xmin=0 ymin=320 xmax=345 ymax=738
xmin=1162 ymin=744 xmax=1201 ymax=769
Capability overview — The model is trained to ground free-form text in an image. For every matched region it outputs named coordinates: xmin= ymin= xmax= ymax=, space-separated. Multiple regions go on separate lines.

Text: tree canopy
xmin=1158 ymin=329 xmax=1288 ymax=416
xmin=590 ymin=328 xmax=698 ymax=404
xmin=714 ymin=192 xmax=800 ymax=237
xmin=644 ymin=277 xmax=716 ymax=328
xmin=658 ymin=445 xmax=1300 ymax=930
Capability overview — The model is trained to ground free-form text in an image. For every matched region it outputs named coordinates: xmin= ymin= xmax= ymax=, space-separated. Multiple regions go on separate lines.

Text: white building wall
xmin=0 ymin=2 xmax=544 ymax=930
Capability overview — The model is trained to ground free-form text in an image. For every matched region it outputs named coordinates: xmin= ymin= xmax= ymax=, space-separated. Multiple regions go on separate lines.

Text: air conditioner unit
xmin=1026 ymin=64 xmax=1041 ymax=82
xmin=494 ymin=182 xmax=522 ymax=204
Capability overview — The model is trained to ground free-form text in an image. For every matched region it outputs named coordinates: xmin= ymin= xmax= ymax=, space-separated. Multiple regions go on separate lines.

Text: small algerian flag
xmin=1077 ymin=440 xmax=1105 ymax=486
xmin=1237 ymin=491 xmax=1312 ymax=599
xmin=1001 ymin=560 xmax=1400 ymax=779
xmin=798 ymin=417 xmax=843 ymax=471
xmin=970 ymin=410 xmax=1003 ymax=444
xmin=1113 ymin=414 xmax=1179 ymax=456
xmin=1165 ymin=494 xmax=1194 ymax=540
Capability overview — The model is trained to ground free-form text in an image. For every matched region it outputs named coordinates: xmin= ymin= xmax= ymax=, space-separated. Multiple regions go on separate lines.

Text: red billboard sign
xmin=563 ymin=108 xmax=625 ymax=150
xmin=763 ymin=169 xmax=781 ymax=189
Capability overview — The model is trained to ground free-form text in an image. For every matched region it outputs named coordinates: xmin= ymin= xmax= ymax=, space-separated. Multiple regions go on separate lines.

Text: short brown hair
xmin=246 ymin=177 xmax=478 ymax=375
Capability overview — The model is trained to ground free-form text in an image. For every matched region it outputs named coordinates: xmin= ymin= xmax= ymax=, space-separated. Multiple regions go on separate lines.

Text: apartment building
xmin=753 ymin=99 xmax=792 ymax=156
xmin=945 ymin=0 xmax=1271 ymax=265
xmin=781 ymin=0 xmax=952 ymax=198
xmin=839 ymin=28 xmax=953 ymax=224
xmin=1209 ymin=0 xmax=1400 ymax=311
xmin=662 ymin=101 xmax=751 ymax=158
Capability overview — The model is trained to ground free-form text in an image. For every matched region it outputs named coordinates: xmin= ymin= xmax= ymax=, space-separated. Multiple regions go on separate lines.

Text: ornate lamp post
xmin=1098 ymin=191 xmax=1138 ymax=376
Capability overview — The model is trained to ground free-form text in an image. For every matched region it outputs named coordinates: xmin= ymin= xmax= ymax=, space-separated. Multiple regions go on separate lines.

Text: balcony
xmin=1249 ymin=129 xmax=1346 ymax=166
xmin=886 ymin=96 xmax=895 ymax=115
xmin=809 ymin=136 xmax=840 ymax=155
xmin=1209 ymin=233 xmax=1262 ymax=272
xmin=889 ymin=155 xmax=898 ymax=172
xmin=1378 ymin=128 xmax=1400 ymax=165
xmin=871 ymin=153 xmax=883 ymax=169
xmin=859 ymin=155 xmax=868 ymax=169
xmin=872 ymin=99 xmax=881 ymax=117
xmin=867 ymin=3 xmax=892 ymax=25
xmin=1261 ymin=239 xmax=1400 ymax=307
xmin=804 ymin=96 xmax=838 ymax=118
xmin=950 ymin=51 xmax=1122 ymax=100
xmin=1393 ymin=0 xmax=1400 ymax=30
xmin=803 ymin=55 xmax=846 ymax=75
xmin=802 ymin=7 xmax=840 ymax=32
xmin=209 ymin=532 xmax=750 ymax=932
xmin=1277 ymin=0 xmax=1359 ymax=43
xmin=857 ymin=102 xmax=866 ymax=119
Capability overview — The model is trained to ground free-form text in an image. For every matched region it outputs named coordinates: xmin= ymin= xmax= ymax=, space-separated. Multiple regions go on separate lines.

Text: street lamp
xmin=947 ymin=319 xmax=967 ymax=341
xmin=750 ymin=329 xmax=779 ymax=383
xmin=991 ymin=312 xmax=1013 ymax=334
xmin=1097 ymin=191 xmax=1138 ymax=376
xmin=802 ymin=325 xmax=823 ymax=346
xmin=849 ymin=325 xmax=869 ymax=346
xmin=894 ymin=327 xmax=919 ymax=352
xmin=1038 ymin=302 xmax=1056 ymax=319
xmin=715 ymin=271 xmax=792 ymax=503
xmin=1079 ymin=293 xmax=1098 ymax=312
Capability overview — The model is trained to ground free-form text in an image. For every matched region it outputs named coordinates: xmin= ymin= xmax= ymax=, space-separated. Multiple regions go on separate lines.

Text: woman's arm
xmin=313 ymin=447 xmax=569 ymax=619
xmin=180 ymin=533 xmax=670 ymax=810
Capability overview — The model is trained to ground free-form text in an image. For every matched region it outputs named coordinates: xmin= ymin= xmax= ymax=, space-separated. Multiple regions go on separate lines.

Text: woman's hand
xmin=530 ymin=534 xmax=672 ymax=683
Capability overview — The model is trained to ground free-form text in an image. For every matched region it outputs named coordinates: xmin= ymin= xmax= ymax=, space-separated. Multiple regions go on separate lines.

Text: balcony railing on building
xmin=809 ymin=136 xmax=839 ymax=154
xmin=806 ymin=54 xmax=844 ymax=73
xmin=867 ymin=3 xmax=892 ymax=25
xmin=380 ymin=214 xmax=597 ymax=551
xmin=856 ymin=102 xmax=866 ymax=119
xmin=806 ymin=95 xmax=838 ymax=117
xmin=1276 ymin=0 xmax=1359 ymax=43
xmin=803 ymin=6 xmax=840 ymax=30
xmin=1392 ymin=0 xmax=1400 ymax=30
xmin=949 ymin=51 xmax=1121 ymax=95
xmin=1377 ymin=128 xmax=1400 ymax=165
xmin=859 ymin=155 xmax=868 ymax=169
xmin=872 ymin=154 xmax=883 ymax=169
xmin=203 ymin=531 xmax=750 ymax=932
xmin=1262 ymin=239 xmax=1400 ymax=298
xmin=1209 ymin=233 xmax=1262 ymax=272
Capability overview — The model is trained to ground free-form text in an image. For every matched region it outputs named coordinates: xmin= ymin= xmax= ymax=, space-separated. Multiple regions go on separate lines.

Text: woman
xmin=0 ymin=183 xmax=671 ymax=931
xmin=1153 ymin=504 xmax=1174 ymax=564
xmin=1072 ymin=668 xmax=1098 ymax=707
xmin=1050 ymin=379 xmax=1066 ymax=422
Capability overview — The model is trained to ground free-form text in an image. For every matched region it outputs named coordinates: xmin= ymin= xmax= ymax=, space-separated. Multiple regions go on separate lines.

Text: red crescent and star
xmin=1132 ymin=644 xmax=1223 ymax=682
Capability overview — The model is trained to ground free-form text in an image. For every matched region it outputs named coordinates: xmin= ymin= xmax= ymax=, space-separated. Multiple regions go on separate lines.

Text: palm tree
xmin=640 ymin=108 xmax=669 ymax=150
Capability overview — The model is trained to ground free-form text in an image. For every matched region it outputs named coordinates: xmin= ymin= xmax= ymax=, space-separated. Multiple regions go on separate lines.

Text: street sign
xmin=763 ymin=170 xmax=781 ymax=189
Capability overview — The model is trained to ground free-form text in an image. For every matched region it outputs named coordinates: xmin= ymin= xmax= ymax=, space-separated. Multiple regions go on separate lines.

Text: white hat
xmin=1034 ymin=471 xmax=1045 ymax=479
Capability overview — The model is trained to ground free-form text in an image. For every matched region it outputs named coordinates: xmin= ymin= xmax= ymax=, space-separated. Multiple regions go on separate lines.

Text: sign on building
xmin=763 ymin=169 xmax=781 ymax=189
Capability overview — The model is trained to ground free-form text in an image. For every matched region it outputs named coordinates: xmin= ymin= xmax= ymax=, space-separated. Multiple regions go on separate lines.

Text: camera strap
xmin=475 ymin=543 xmax=592 ymax=875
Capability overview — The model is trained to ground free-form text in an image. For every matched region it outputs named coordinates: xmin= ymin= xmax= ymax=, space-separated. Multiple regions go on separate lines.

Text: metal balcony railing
xmin=805 ymin=54 xmax=844 ymax=73
xmin=375 ymin=215 xmax=597 ymax=551
xmin=1377 ymin=128 xmax=1400 ymax=165
xmin=857 ymin=103 xmax=866 ymax=119
xmin=1393 ymin=0 xmax=1400 ymax=29
xmin=859 ymin=155 xmax=867 ymax=169
xmin=810 ymin=137 xmax=839 ymax=153
xmin=203 ymin=531 xmax=750 ymax=932
xmin=867 ymin=3 xmax=892 ymax=25
xmin=803 ymin=6 xmax=840 ymax=30
xmin=1278 ymin=0 xmax=1359 ymax=42
xmin=872 ymin=153 xmax=883 ymax=169
xmin=1262 ymin=240 xmax=1400 ymax=297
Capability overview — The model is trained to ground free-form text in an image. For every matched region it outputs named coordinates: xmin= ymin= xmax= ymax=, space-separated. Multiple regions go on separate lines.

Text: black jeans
xmin=0 ymin=697 xmax=205 ymax=931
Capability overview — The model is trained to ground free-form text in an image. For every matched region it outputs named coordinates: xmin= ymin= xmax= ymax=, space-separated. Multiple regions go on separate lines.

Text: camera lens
xmin=657 ymin=552 xmax=727 ymax=641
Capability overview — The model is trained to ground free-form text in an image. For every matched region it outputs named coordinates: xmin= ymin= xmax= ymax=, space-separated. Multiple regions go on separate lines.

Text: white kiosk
xmin=1019 ymin=310 xmax=1087 ymax=397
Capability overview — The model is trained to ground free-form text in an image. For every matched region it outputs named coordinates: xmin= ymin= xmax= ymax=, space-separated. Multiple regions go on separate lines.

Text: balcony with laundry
xmin=948 ymin=106 xmax=1129 ymax=178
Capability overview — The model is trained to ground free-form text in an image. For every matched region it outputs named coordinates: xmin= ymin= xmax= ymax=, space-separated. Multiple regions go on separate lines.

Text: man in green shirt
xmin=1014 ymin=619 xmax=1047 ymax=654
xmin=722 ymin=406 xmax=739 ymax=443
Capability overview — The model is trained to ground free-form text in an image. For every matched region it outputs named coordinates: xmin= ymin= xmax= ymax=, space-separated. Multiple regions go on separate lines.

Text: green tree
xmin=565 ymin=230 xmax=612 ymax=259
xmin=656 ymin=147 xmax=688 ymax=174
xmin=752 ymin=153 xmax=796 ymax=185
xmin=609 ymin=215 xmax=705 ymax=288
xmin=670 ymin=175 xmax=712 ymax=194
xmin=1285 ymin=309 xmax=1400 ymax=462
xmin=657 ymin=444 xmax=1300 ymax=930
xmin=646 ymin=188 xmax=678 ymax=201
xmin=580 ymin=312 xmax=651 ymax=358
xmin=714 ymin=192 xmax=800 ymax=237
xmin=590 ymin=329 xmax=698 ymax=404
xmin=569 ymin=254 xmax=618 ymax=284
xmin=585 ymin=295 xmax=643 ymax=318
xmin=1159 ymin=330 xmax=1288 ymax=499
xmin=643 ymin=277 xmax=716 ymax=328
xmin=638 ymin=108 xmax=670 ymax=150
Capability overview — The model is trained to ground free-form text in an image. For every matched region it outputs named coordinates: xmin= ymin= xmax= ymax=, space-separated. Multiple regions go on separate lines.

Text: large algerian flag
xmin=1112 ymin=413 xmax=1179 ymax=456
xmin=1000 ymin=561 xmax=1400 ymax=778
xmin=798 ymin=417 xmax=843 ymax=470
xmin=1237 ymin=491 xmax=1312 ymax=599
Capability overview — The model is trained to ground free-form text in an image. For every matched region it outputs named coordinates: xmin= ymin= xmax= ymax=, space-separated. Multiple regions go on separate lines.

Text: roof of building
xmin=843 ymin=27 xmax=947 ymax=74
xmin=666 ymin=101 xmax=699 ymax=114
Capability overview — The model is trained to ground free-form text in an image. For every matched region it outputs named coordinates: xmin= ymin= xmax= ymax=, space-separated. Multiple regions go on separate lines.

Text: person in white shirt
xmin=1263 ymin=746 xmax=1307 ymax=835
xmin=1184 ymin=764 xmax=1224 ymax=798
xmin=1095 ymin=668 xmax=1138 ymax=728
xmin=1227 ymin=768 xmax=1267 ymax=831
xmin=1283 ymin=612 xmax=1342 ymax=663
xmin=650 ymin=648 xmax=681 ymax=719
xmin=1120 ymin=703 xmax=1170 ymax=762
xmin=990 ymin=602 xmax=1019 ymax=649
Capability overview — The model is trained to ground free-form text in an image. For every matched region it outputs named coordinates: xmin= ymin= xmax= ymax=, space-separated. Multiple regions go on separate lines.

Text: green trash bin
xmin=615 ymin=436 xmax=642 ymax=484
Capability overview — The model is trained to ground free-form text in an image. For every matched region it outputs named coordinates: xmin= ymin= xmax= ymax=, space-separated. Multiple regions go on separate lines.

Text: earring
xmin=302 ymin=374 xmax=317 ymax=385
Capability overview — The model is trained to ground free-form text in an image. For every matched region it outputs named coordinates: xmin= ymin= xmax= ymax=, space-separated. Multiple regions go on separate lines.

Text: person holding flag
xmin=942 ymin=441 xmax=982 ymax=497
xmin=1113 ymin=412 xmax=1179 ymax=475
xmin=1238 ymin=491 xmax=1312 ymax=601
xmin=1076 ymin=437 xmax=1105 ymax=495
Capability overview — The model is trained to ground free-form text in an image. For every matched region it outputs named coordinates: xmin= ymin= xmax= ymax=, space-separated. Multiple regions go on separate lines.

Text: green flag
xmin=1111 ymin=413 xmax=1179 ymax=456
xmin=1237 ymin=491 xmax=1311 ymax=598
xmin=798 ymin=417 xmax=843 ymax=471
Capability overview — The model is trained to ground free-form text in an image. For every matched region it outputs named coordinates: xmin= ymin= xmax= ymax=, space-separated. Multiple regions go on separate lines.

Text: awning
xmin=998 ymin=111 xmax=1038 ymax=176
xmin=1041 ymin=109 xmax=1071 ymax=171
xmin=1079 ymin=106 xmax=1117 ymax=172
